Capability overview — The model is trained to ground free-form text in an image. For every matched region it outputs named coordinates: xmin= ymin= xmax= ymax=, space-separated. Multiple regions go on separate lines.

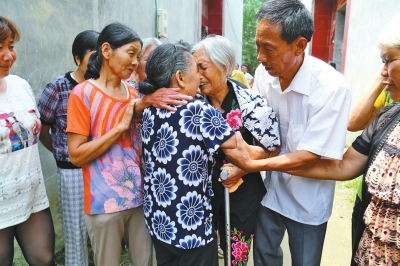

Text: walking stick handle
xmin=221 ymin=169 xmax=228 ymax=180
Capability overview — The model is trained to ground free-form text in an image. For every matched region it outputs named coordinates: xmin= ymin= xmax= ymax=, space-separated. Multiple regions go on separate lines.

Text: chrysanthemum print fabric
xmin=142 ymin=100 xmax=234 ymax=249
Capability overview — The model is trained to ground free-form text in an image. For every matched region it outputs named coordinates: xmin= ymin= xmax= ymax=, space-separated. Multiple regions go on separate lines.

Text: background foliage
xmin=242 ymin=0 xmax=266 ymax=75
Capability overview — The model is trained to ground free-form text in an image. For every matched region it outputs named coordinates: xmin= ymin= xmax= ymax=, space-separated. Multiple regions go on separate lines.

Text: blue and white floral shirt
xmin=141 ymin=99 xmax=234 ymax=249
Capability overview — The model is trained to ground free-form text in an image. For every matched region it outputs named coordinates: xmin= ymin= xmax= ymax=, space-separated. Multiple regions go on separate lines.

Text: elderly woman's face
xmin=137 ymin=44 xmax=157 ymax=82
xmin=193 ymin=47 xmax=227 ymax=96
xmin=381 ymin=47 xmax=400 ymax=101
xmin=0 ymin=35 xmax=17 ymax=79
xmin=179 ymin=55 xmax=201 ymax=98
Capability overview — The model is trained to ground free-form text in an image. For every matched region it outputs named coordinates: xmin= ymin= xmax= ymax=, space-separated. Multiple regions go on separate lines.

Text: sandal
xmin=217 ymin=243 xmax=224 ymax=259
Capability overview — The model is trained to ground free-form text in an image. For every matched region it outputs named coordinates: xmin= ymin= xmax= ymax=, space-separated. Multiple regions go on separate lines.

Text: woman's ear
xmin=222 ymin=65 xmax=229 ymax=78
xmin=175 ymin=70 xmax=185 ymax=87
xmin=101 ymin=42 xmax=112 ymax=59
xmin=74 ymin=55 xmax=81 ymax=66
xmin=227 ymin=61 xmax=233 ymax=74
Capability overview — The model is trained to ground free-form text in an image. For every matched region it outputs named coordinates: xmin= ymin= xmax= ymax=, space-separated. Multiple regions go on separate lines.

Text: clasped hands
xmin=221 ymin=132 xmax=280 ymax=192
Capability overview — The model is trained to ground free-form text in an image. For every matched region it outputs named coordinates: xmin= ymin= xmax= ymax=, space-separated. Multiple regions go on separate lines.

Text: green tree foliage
xmin=242 ymin=0 xmax=266 ymax=75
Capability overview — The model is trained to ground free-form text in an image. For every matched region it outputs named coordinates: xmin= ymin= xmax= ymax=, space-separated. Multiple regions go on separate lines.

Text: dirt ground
xmin=317 ymin=181 xmax=354 ymax=265
xmin=219 ymin=181 xmax=356 ymax=266
xmin=13 ymin=182 xmax=355 ymax=266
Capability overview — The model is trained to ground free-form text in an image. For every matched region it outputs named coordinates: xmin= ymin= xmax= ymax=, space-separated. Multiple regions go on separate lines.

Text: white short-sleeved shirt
xmin=253 ymin=55 xmax=352 ymax=225
xmin=0 ymin=75 xmax=49 ymax=229
xmin=244 ymin=72 xmax=253 ymax=83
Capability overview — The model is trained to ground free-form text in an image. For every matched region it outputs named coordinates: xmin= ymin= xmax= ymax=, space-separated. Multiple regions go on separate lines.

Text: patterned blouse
xmin=352 ymin=103 xmax=400 ymax=265
xmin=37 ymin=72 xmax=78 ymax=167
xmin=205 ymin=80 xmax=280 ymax=221
xmin=141 ymin=99 xmax=234 ymax=249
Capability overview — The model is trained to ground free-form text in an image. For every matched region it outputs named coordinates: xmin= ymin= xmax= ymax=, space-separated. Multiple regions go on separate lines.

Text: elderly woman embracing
xmin=192 ymin=35 xmax=280 ymax=265
xmin=138 ymin=42 xmax=273 ymax=266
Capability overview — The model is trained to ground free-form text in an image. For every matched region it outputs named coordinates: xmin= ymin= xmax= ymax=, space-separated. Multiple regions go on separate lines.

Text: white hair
xmin=140 ymin=37 xmax=162 ymax=58
xmin=191 ymin=35 xmax=236 ymax=76
xmin=376 ymin=14 xmax=400 ymax=49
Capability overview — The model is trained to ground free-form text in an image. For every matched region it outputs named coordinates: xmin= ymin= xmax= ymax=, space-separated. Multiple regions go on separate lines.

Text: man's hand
xmin=224 ymin=132 xmax=254 ymax=172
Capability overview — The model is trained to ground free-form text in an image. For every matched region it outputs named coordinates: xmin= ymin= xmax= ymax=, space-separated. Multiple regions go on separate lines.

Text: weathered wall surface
xmin=158 ymin=0 xmax=201 ymax=44
xmin=343 ymin=0 xmax=400 ymax=142
xmin=223 ymin=0 xmax=243 ymax=67
xmin=0 ymin=0 xmax=200 ymax=226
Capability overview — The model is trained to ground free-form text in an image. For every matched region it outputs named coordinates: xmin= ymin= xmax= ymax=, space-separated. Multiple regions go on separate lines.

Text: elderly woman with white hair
xmin=138 ymin=42 xmax=275 ymax=266
xmin=225 ymin=15 xmax=400 ymax=265
xmin=192 ymin=35 xmax=280 ymax=265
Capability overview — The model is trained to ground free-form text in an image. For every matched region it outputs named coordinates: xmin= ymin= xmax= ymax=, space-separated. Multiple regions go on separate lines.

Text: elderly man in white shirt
xmin=224 ymin=0 xmax=351 ymax=265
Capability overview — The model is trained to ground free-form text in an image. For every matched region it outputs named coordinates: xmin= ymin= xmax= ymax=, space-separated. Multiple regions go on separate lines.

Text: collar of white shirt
xmin=266 ymin=54 xmax=312 ymax=96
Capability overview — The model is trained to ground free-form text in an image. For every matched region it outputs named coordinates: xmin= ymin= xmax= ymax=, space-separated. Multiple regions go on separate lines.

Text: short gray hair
xmin=376 ymin=14 xmax=400 ymax=49
xmin=255 ymin=0 xmax=314 ymax=44
xmin=140 ymin=37 xmax=162 ymax=58
xmin=191 ymin=35 xmax=236 ymax=76
xmin=139 ymin=43 xmax=192 ymax=94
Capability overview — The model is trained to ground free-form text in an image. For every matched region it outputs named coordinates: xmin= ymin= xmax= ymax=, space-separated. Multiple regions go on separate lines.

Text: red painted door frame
xmin=203 ymin=0 xmax=223 ymax=36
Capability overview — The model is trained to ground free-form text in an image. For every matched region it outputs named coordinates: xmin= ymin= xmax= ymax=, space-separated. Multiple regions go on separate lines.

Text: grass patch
xmin=13 ymin=239 xmax=132 ymax=266
xmin=335 ymin=175 xmax=362 ymax=203
xmin=12 ymin=245 xmax=28 ymax=266
xmin=12 ymin=198 xmax=132 ymax=266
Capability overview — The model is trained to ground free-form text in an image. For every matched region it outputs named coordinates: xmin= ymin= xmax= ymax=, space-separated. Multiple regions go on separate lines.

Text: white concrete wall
xmin=344 ymin=0 xmax=400 ymax=141
xmin=158 ymin=0 xmax=201 ymax=44
xmin=223 ymin=0 xmax=244 ymax=67
xmin=344 ymin=1 xmax=400 ymax=103
xmin=301 ymin=0 xmax=314 ymax=54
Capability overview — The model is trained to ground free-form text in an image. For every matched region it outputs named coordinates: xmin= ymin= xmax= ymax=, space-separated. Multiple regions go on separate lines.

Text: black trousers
xmin=351 ymin=195 xmax=369 ymax=266
xmin=351 ymin=174 xmax=372 ymax=266
xmin=152 ymin=236 xmax=218 ymax=266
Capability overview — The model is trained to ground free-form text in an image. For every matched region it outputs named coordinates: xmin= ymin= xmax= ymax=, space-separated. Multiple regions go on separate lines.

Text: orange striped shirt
xmin=66 ymin=80 xmax=143 ymax=214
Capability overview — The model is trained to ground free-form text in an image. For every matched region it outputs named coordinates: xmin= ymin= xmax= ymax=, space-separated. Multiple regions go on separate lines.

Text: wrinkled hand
xmin=224 ymin=132 xmax=252 ymax=172
xmin=220 ymin=163 xmax=247 ymax=188
xmin=117 ymin=99 xmax=137 ymax=131
xmin=370 ymin=73 xmax=386 ymax=92
xmin=147 ymin=88 xmax=192 ymax=112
